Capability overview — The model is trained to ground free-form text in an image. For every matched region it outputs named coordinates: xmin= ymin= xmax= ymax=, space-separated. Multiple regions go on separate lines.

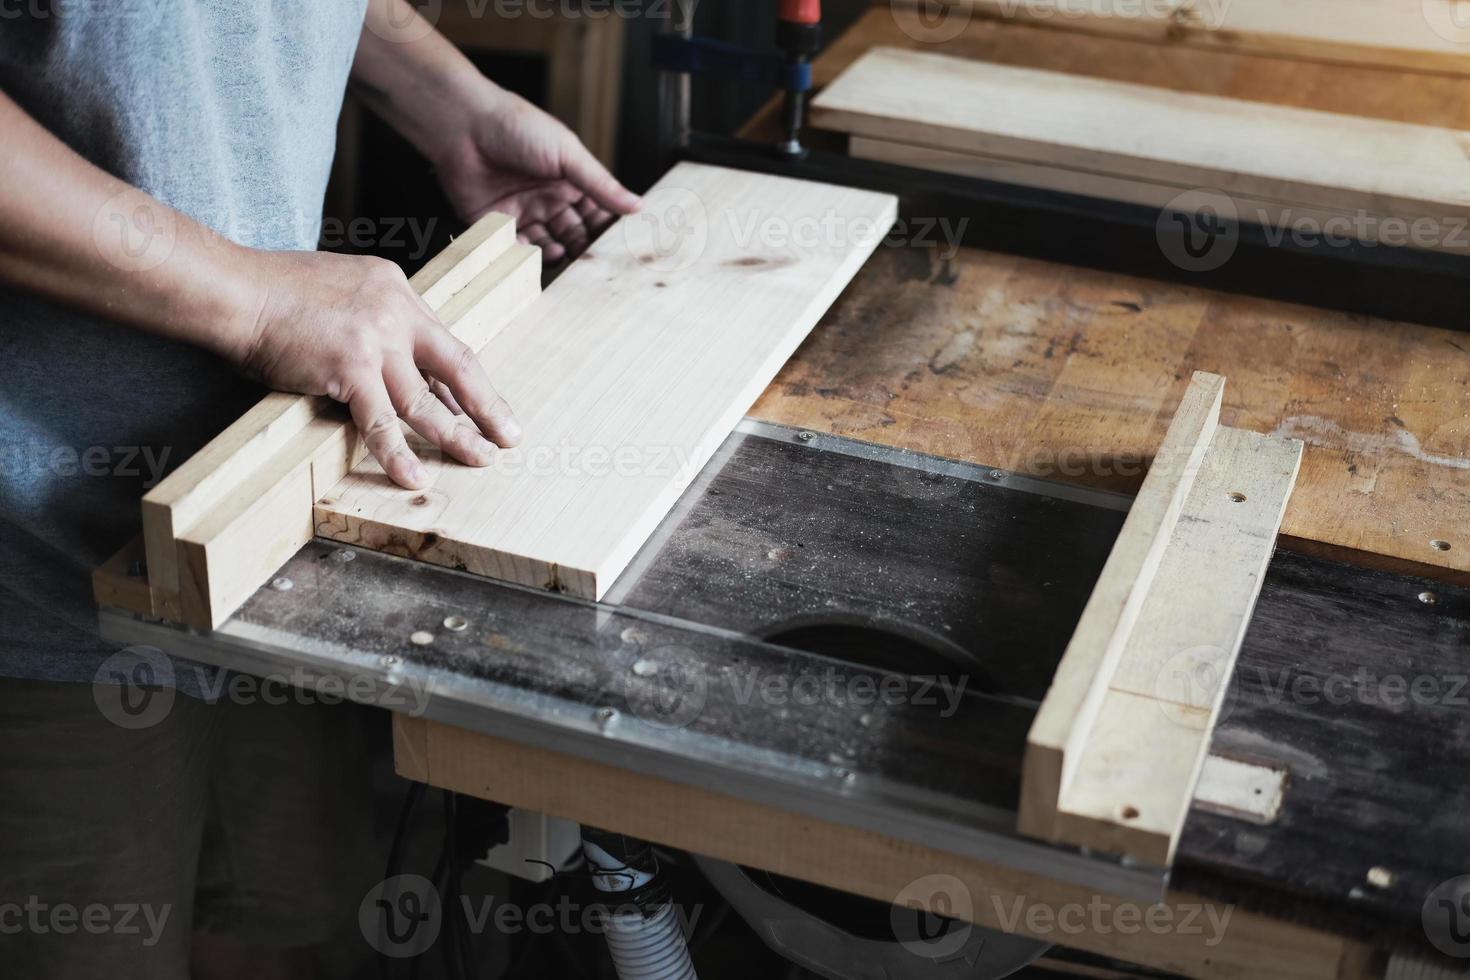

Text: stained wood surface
xmin=898 ymin=0 xmax=1470 ymax=77
xmin=746 ymin=9 xmax=1470 ymax=585
xmin=316 ymin=163 xmax=898 ymax=599
xmin=813 ymin=47 xmax=1470 ymax=247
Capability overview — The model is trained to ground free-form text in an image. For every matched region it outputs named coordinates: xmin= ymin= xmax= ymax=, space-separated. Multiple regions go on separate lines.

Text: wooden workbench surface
xmin=747 ymin=5 xmax=1470 ymax=583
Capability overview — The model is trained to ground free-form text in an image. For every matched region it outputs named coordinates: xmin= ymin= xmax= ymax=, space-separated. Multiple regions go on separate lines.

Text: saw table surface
xmin=744 ymin=5 xmax=1470 ymax=587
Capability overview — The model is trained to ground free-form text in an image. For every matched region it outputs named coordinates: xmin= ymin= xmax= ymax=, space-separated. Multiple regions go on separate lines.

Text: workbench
xmin=100 ymin=7 xmax=1470 ymax=979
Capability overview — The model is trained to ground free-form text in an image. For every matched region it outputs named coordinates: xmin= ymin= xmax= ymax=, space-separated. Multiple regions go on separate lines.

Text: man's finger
xmin=348 ymin=380 xmax=429 ymax=490
xmin=563 ymin=142 xmax=640 ymax=216
xmin=384 ymin=357 xmax=496 ymax=467
xmin=415 ymin=326 xmax=523 ymax=448
xmin=521 ymin=221 xmax=566 ymax=263
xmin=548 ymin=205 xmax=590 ymax=257
xmin=426 ymin=373 xmax=464 ymax=415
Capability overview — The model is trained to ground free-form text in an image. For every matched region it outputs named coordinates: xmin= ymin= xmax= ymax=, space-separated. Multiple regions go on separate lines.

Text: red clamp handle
xmin=779 ymin=0 xmax=821 ymax=25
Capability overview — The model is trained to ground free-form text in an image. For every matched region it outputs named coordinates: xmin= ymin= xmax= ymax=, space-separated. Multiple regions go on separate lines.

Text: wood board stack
xmin=891 ymin=0 xmax=1470 ymax=77
xmin=811 ymin=46 xmax=1470 ymax=255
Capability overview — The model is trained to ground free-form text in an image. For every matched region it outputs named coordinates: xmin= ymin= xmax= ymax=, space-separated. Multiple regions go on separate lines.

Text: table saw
xmin=95 ymin=5 xmax=1470 ymax=979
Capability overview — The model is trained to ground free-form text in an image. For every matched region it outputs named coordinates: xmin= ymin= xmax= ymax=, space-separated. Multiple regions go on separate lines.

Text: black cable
xmin=379 ymin=781 xmax=427 ymax=980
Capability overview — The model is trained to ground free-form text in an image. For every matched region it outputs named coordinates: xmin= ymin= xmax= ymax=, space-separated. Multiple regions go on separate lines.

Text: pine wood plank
xmin=1051 ymin=425 xmax=1304 ymax=865
xmin=314 ymin=163 xmax=898 ymax=600
xmin=848 ymin=134 xmax=1470 ymax=255
xmin=904 ymin=0 xmax=1470 ymax=78
xmin=1019 ymin=371 xmax=1224 ymax=845
xmin=812 ymin=47 xmax=1470 ymax=239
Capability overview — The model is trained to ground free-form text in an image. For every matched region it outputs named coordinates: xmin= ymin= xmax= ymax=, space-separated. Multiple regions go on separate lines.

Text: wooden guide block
xmin=127 ymin=213 xmax=539 ymax=629
xmin=1019 ymin=373 xmax=1304 ymax=865
xmin=314 ymin=163 xmax=899 ymax=600
xmin=813 ymin=48 xmax=1470 ymax=252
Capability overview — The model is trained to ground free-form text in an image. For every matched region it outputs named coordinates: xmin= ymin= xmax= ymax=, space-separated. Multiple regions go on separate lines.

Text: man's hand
xmin=235 ymin=251 xmax=521 ymax=490
xmin=349 ymin=0 xmax=639 ymax=263
xmin=433 ymin=91 xmax=640 ymax=263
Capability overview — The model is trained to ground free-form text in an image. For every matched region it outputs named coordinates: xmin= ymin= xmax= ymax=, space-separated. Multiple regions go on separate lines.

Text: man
xmin=0 ymin=1 xmax=639 ymax=976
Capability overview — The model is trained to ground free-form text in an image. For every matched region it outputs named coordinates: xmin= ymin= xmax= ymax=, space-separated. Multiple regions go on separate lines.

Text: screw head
xmin=796 ymin=430 xmax=816 ymax=443
xmin=270 ymin=577 xmax=294 ymax=592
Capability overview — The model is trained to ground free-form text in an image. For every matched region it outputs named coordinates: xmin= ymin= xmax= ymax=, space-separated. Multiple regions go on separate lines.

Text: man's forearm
xmin=350 ymin=0 xmax=506 ymax=166
xmin=0 ymin=91 xmax=258 ymax=361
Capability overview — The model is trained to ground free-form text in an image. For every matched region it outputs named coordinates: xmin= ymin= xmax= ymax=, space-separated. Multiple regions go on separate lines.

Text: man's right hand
xmin=233 ymin=250 xmax=522 ymax=490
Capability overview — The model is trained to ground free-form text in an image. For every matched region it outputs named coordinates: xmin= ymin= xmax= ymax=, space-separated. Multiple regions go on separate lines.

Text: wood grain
xmin=897 ymin=0 xmax=1470 ymax=78
xmin=316 ymin=163 xmax=898 ymax=600
xmin=1020 ymin=372 xmax=1224 ymax=845
xmin=1051 ymin=425 xmax=1304 ymax=865
xmin=395 ymin=714 xmax=1377 ymax=980
xmin=813 ymin=47 xmax=1470 ymax=251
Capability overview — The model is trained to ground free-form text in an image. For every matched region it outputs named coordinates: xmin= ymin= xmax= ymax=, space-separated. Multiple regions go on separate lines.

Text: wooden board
xmin=1020 ymin=371 xmax=1223 ymax=852
xmin=848 ymin=134 xmax=1470 ymax=256
xmin=896 ymin=0 xmax=1470 ymax=78
xmin=812 ymin=47 xmax=1470 ymax=245
xmin=130 ymin=214 xmax=541 ymax=628
xmin=315 ymin=163 xmax=898 ymax=600
xmin=393 ymin=714 xmax=1377 ymax=980
xmin=1044 ymin=424 xmax=1304 ymax=864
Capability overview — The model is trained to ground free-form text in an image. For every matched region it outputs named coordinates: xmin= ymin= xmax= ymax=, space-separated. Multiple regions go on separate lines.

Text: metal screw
xmin=632 ymin=659 xmax=658 ymax=677
xmin=989 ymin=470 xmax=1006 ymax=481
xmin=410 ymin=631 xmax=434 ymax=646
xmin=270 ymin=577 xmax=294 ymax=592
xmin=381 ymin=655 xmax=401 ymax=667
xmin=333 ymin=548 xmax=357 ymax=563
xmin=834 ymin=767 xmax=856 ymax=784
xmin=1431 ymin=539 xmax=1452 ymax=552
xmin=796 ymin=430 xmax=816 ymax=443
xmin=1419 ymin=591 xmax=1439 ymax=606
xmin=1367 ymin=866 xmax=1396 ymax=889
xmin=595 ymin=707 xmax=619 ymax=727
xmin=443 ymin=615 xmax=469 ymax=632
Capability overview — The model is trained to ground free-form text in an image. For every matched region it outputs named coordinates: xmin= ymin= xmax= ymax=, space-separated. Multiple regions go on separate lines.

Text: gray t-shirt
xmin=0 ymin=2 xmax=369 ymax=684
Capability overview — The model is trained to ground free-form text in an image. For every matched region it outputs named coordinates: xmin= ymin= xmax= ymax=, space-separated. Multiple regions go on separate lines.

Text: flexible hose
xmin=582 ymin=834 xmax=698 ymax=980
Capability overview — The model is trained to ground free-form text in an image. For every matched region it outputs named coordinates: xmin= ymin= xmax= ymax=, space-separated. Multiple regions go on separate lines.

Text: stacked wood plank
xmin=892 ymin=0 xmax=1470 ymax=77
xmin=811 ymin=47 xmax=1470 ymax=254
